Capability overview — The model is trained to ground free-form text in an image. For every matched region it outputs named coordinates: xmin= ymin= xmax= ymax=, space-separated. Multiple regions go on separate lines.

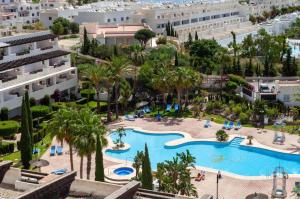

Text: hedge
xmin=31 ymin=105 xmax=51 ymax=118
xmin=0 ymin=142 xmax=14 ymax=155
xmin=0 ymin=120 xmax=19 ymax=136
xmin=51 ymin=102 xmax=66 ymax=111
xmin=0 ymin=107 xmax=8 ymax=121
xmin=80 ymin=89 xmax=95 ymax=100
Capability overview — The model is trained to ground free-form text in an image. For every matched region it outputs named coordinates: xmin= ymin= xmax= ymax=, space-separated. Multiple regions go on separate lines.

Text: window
xmin=182 ymin=19 xmax=189 ymax=25
xmin=113 ymin=18 xmax=116 ymax=22
xmin=121 ymin=17 xmax=124 ymax=21
xmin=191 ymin=18 xmax=198 ymax=23
xmin=107 ymin=19 xmax=110 ymax=22
xmin=157 ymin=15 xmax=160 ymax=19
xmin=173 ymin=21 xmax=180 ymax=26
xmin=32 ymin=13 xmax=34 ymax=16
xmin=49 ymin=17 xmax=52 ymax=20
xmin=126 ymin=16 xmax=129 ymax=20
xmin=37 ymin=12 xmax=39 ymax=16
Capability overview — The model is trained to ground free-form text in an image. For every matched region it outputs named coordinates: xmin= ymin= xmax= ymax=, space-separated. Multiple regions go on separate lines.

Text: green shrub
xmin=0 ymin=107 xmax=9 ymax=121
xmin=0 ymin=120 xmax=19 ymax=137
xmin=80 ymin=89 xmax=95 ymax=100
xmin=216 ymin=130 xmax=229 ymax=142
xmin=29 ymin=97 xmax=36 ymax=107
xmin=0 ymin=142 xmax=15 ymax=154
xmin=228 ymin=74 xmax=247 ymax=86
xmin=41 ymin=95 xmax=51 ymax=106
xmin=239 ymin=112 xmax=249 ymax=124
xmin=51 ymin=102 xmax=66 ymax=111
xmin=31 ymin=105 xmax=51 ymax=118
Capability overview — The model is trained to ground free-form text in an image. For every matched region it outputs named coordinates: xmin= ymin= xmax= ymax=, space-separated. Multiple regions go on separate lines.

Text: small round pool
xmin=113 ymin=167 xmax=134 ymax=176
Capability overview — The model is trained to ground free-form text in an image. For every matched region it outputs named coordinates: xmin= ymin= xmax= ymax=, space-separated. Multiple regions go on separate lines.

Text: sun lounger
xmin=51 ymin=168 xmax=67 ymax=175
xmin=293 ymin=182 xmax=300 ymax=196
xmin=50 ymin=146 xmax=56 ymax=156
xmin=125 ymin=114 xmax=135 ymax=121
xmin=32 ymin=148 xmax=40 ymax=154
xmin=223 ymin=121 xmax=228 ymax=129
xmin=227 ymin=121 xmax=234 ymax=130
xmin=204 ymin=120 xmax=211 ymax=128
xmin=56 ymin=146 xmax=63 ymax=155
xmin=273 ymin=132 xmax=285 ymax=144
xmin=234 ymin=121 xmax=242 ymax=130
xmin=174 ymin=104 xmax=179 ymax=112
xmin=156 ymin=114 xmax=162 ymax=121
xmin=144 ymin=106 xmax=151 ymax=113
xmin=166 ymin=104 xmax=171 ymax=112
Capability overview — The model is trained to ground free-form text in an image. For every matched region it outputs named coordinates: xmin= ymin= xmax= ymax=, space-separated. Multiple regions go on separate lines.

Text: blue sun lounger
xmin=125 ymin=114 xmax=135 ymax=121
xmin=156 ymin=113 xmax=162 ymax=121
xmin=294 ymin=182 xmax=300 ymax=196
xmin=50 ymin=146 xmax=56 ymax=156
xmin=234 ymin=121 xmax=242 ymax=130
xmin=51 ymin=168 xmax=67 ymax=175
xmin=223 ymin=121 xmax=228 ymax=129
xmin=143 ymin=106 xmax=151 ymax=113
xmin=56 ymin=146 xmax=63 ymax=155
xmin=174 ymin=104 xmax=179 ymax=112
xmin=227 ymin=121 xmax=234 ymax=129
xmin=32 ymin=148 xmax=40 ymax=154
xmin=204 ymin=120 xmax=211 ymax=128
xmin=166 ymin=104 xmax=171 ymax=112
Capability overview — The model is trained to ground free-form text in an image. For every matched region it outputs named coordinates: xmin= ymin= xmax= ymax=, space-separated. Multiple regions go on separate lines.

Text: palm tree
xmin=247 ymin=135 xmax=254 ymax=145
xmin=83 ymin=64 xmax=108 ymax=113
xmin=119 ymin=79 xmax=132 ymax=114
xmin=152 ymin=67 xmax=173 ymax=106
xmin=132 ymin=151 xmax=144 ymax=179
xmin=74 ymin=108 xmax=107 ymax=179
xmin=48 ymin=108 xmax=76 ymax=171
xmin=114 ymin=127 xmax=126 ymax=148
xmin=106 ymin=56 xmax=131 ymax=119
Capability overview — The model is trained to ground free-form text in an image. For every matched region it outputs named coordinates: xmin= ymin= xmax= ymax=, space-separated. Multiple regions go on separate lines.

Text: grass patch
xmin=2 ymin=132 xmax=53 ymax=165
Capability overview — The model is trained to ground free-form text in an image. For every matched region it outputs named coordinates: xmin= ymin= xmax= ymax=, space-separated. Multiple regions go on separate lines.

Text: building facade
xmin=0 ymin=31 xmax=78 ymax=116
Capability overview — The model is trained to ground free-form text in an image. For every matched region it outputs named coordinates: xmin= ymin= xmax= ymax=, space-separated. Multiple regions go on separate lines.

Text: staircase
xmin=135 ymin=188 xmax=176 ymax=199
xmin=228 ymin=137 xmax=244 ymax=148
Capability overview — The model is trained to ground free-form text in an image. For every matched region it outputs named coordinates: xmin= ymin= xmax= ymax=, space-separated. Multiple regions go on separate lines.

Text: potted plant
xmin=216 ymin=130 xmax=229 ymax=142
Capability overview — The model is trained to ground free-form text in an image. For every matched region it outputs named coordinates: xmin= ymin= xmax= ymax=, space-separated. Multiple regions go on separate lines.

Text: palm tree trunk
xmin=107 ymin=89 xmax=111 ymax=122
xmin=96 ymin=90 xmax=101 ymax=114
xmin=80 ymin=156 xmax=83 ymax=179
xmin=69 ymin=143 xmax=74 ymax=171
xmin=115 ymin=82 xmax=119 ymax=119
xmin=86 ymin=153 xmax=92 ymax=180
xmin=177 ymin=89 xmax=181 ymax=112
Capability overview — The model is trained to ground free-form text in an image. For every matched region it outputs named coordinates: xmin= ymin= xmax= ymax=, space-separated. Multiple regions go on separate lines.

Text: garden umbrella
xmin=136 ymin=101 xmax=148 ymax=108
xmin=30 ymin=159 xmax=49 ymax=168
xmin=245 ymin=193 xmax=268 ymax=199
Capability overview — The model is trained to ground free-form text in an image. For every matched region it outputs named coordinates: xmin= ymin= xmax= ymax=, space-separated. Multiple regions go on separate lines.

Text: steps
xmin=228 ymin=137 xmax=244 ymax=148
xmin=135 ymin=188 xmax=175 ymax=199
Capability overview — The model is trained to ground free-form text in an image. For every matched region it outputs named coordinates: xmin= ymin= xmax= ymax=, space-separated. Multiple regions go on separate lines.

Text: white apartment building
xmin=0 ymin=31 xmax=78 ymax=116
xmin=249 ymin=0 xmax=300 ymax=16
xmin=241 ymin=78 xmax=300 ymax=107
xmin=0 ymin=0 xmax=40 ymax=27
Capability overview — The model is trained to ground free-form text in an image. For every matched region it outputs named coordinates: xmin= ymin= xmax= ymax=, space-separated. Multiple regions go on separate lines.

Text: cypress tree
xmin=256 ymin=63 xmax=261 ymax=76
xmin=20 ymin=97 xmax=32 ymax=169
xmin=24 ymin=91 xmax=33 ymax=145
xmin=195 ymin=31 xmax=198 ymax=40
xmin=174 ymin=51 xmax=179 ymax=66
xmin=170 ymin=25 xmax=175 ymax=37
xmin=188 ymin=32 xmax=193 ymax=44
xmin=263 ymin=57 xmax=269 ymax=76
xmin=245 ymin=59 xmax=254 ymax=76
xmin=81 ymin=27 xmax=90 ymax=54
xmin=282 ymin=47 xmax=292 ymax=76
xmin=141 ymin=143 xmax=153 ymax=190
xmin=95 ymin=134 xmax=104 ymax=182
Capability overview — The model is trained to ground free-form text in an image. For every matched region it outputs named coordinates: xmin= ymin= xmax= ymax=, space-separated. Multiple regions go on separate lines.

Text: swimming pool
xmin=105 ymin=129 xmax=300 ymax=176
xmin=113 ymin=167 xmax=134 ymax=176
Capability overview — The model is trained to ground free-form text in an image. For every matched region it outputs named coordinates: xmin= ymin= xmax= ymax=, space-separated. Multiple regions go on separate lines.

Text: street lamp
xmin=216 ymin=171 xmax=222 ymax=199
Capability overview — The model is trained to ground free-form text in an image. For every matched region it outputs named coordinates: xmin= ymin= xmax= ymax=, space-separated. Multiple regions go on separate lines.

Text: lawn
xmin=2 ymin=131 xmax=53 ymax=164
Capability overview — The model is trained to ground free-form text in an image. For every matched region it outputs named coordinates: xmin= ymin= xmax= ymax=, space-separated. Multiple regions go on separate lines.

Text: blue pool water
xmin=289 ymin=44 xmax=300 ymax=58
xmin=113 ymin=167 xmax=134 ymax=176
xmin=105 ymin=129 xmax=300 ymax=176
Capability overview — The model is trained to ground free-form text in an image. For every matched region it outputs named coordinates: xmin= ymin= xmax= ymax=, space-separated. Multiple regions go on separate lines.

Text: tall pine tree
xmin=188 ymin=32 xmax=193 ymax=44
xmin=141 ymin=143 xmax=153 ymax=190
xmin=95 ymin=134 xmax=104 ymax=181
xmin=245 ymin=59 xmax=254 ymax=76
xmin=20 ymin=97 xmax=32 ymax=169
xmin=174 ymin=51 xmax=179 ymax=66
